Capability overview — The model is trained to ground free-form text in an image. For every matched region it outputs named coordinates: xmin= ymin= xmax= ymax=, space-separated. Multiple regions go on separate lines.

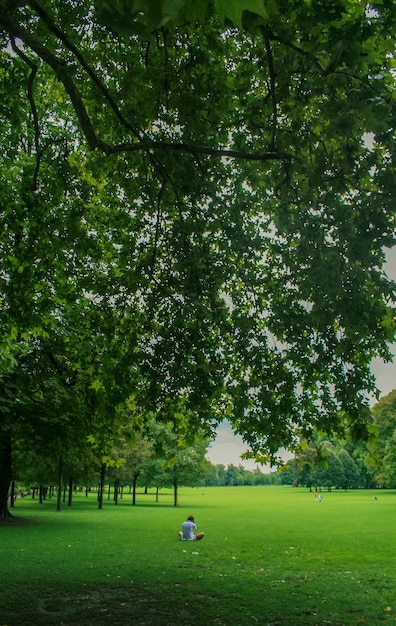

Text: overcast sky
xmin=206 ymin=246 xmax=396 ymax=471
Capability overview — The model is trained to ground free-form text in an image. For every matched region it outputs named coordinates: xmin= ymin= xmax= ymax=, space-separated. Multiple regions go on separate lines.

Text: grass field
xmin=0 ymin=486 xmax=395 ymax=625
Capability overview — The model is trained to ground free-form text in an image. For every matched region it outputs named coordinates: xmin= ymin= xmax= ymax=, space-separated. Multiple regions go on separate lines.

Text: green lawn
xmin=1 ymin=486 xmax=395 ymax=625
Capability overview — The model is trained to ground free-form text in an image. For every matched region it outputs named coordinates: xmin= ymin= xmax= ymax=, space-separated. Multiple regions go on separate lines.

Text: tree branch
xmin=99 ymin=139 xmax=288 ymax=161
xmin=1 ymin=12 xmax=101 ymax=149
xmin=262 ymin=27 xmax=278 ymax=151
xmin=268 ymin=28 xmax=391 ymax=100
xmin=28 ymin=0 xmax=142 ymax=141
xmin=1 ymin=11 xmax=290 ymax=164
xmin=11 ymin=39 xmax=41 ymax=189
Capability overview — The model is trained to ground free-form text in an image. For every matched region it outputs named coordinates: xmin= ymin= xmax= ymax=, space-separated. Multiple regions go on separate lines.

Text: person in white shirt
xmin=178 ymin=515 xmax=205 ymax=541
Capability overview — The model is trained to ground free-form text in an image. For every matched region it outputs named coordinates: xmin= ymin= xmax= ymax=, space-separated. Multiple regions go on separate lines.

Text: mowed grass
xmin=0 ymin=487 xmax=395 ymax=626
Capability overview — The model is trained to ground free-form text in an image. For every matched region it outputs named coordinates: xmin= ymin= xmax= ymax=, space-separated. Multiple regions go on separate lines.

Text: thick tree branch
xmin=99 ymin=140 xmax=287 ymax=161
xmin=28 ymin=0 xmax=142 ymax=141
xmin=0 ymin=11 xmax=290 ymax=164
xmin=1 ymin=12 xmax=101 ymax=149
xmin=262 ymin=27 xmax=278 ymax=151
xmin=11 ymin=39 xmax=41 ymax=189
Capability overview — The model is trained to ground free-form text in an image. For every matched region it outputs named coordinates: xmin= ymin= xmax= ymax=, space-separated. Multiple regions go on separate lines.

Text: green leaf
xmin=215 ymin=0 xmax=269 ymax=26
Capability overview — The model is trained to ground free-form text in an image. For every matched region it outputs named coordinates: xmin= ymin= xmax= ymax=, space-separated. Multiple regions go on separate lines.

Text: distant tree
xmin=164 ymin=439 xmax=212 ymax=506
xmin=293 ymin=434 xmax=334 ymax=489
xmin=204 ymin=463 xmax=226 ymax=487
xmin=367 ymin=391 xmax=396 ymax=487
xmin=316 ymin=447 xmax=345 ymax=491
xmin=293 ymin=446 xmax=315 ymax=489
xmin=123 ymin=433 xmax=151 ymax=505
xmin=225 ymin=464 xmax=239 ymax=487
xmin=382 ymin=429 xmax=396 ymax=488
xmin=139 ymin=456 xmax=169 ymax=502
xmin=275 ymin=461 xmax=296 ymax=486
xmin=253 ymin=467 xmax=268 ymax=486
xmin=142 ymin=418 xmax=210 ymax=505
xmin=339 ymin=440 xmax=376 ymax=489
xmin=337 ymin=449 xmax=361 ymax=490
xmin=294 ymin=436 xmax=344 ymax=490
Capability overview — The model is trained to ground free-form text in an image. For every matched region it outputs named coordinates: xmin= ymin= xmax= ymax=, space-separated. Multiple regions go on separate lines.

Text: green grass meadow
xmin=0 ymin=486 xmax=395 ymax=625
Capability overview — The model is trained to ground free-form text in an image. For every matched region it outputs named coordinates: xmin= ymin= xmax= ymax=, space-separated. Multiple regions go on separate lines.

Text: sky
xmin=206 ymin=246 xmax=396 ymax=471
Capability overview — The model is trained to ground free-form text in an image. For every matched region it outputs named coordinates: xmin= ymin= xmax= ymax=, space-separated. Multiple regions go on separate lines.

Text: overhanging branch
xmin=262 ymin=27 xmax=278 ymax=151
xmin=28 ymin=0 xmax=142 ymax=142
xmin=11 ymin=38 xmax=42 ymax=188
xmin=0 ymin=10 xmax=290 ymax=164
xmin=99 ymin=140 xmax=288 ymax=161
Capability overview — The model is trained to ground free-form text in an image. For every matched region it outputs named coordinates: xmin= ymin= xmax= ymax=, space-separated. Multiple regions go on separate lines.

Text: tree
xmin=138 ymin=417 xmax=210 ymax=505
xmin=205 ymin=463 xmax=226 ymax=487
xmin=366 ymin=390 xmax=396 ymax=486
xmin=337 ymin=449 xmax=361 ymax=490
xmin=350 ymin=442 xmax=377 ymax=489
xmin=0 ymin=338 xmax=20 ymax=517
xmin=158 ymin=428 xmax=211 ymax=506
xmin=293 ymin=435 xmax=341 ymax=489
xmin=1 ymin=0 xmax=396 ymax=516
xmin=121 ymin=432 xmax=151 ymax=505
xmin=382 ymin=429 xmax=396 ymax=487
xmin=139 ymin=456 xmax=169 ymax=502
xmin=225 ymin=464 xmax=240 ymax=487
xmin=273 ymin=461 xmax=295 ymax=486
xmin=312 ymin=445 xmax=345 ymax=491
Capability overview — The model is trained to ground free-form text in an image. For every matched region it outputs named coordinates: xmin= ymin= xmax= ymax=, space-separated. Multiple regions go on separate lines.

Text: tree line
xmin=10 ymin=419 xmax=213 ymax=510
xmin=9 ymin=389 xmax=396 ymax=509
xmin=208 ymin=390 xmax=396 ymax=489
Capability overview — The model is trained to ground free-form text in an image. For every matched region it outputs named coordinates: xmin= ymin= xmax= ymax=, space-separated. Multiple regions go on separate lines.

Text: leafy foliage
xmin=367 ymin=390 xmax=396 ymax=486
xmin=94 ymin=0 xmax=275 ymax=37
xmin=0 ymin=0 xmax=395 ymax=512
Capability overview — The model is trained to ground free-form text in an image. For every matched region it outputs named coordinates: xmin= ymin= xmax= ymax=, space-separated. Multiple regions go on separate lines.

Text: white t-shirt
xmin=181 ymin=520 xmax=197 ymax=540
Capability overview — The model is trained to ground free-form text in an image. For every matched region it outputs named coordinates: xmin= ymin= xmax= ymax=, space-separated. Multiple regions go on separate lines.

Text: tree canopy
xmin=1 ymin=0 xmax=396 ymax=514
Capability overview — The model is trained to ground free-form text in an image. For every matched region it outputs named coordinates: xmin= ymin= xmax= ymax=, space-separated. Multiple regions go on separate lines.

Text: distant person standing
xmin=178 ymin=515 xmax=205 ymax=541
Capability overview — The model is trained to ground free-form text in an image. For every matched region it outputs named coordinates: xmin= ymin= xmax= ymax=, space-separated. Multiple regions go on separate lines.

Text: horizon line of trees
xmin=9 ymin=388 xmax=396 ymax=510
xmin=207 ymin=389 xmax=396 ymax=489
xmin=11 ymin=417 xmax=215 ymax=510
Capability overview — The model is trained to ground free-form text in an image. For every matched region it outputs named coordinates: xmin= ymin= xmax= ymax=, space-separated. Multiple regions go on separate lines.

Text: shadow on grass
xmin=1 ymin=561 xmax=394 ymax=625
xmin=1 ymin=580 xmax=232 ymax=626
xmin=0 ymin=514 xmax=41 ymax=527
xmin=0 ymin=574 xmax=377 ymax=626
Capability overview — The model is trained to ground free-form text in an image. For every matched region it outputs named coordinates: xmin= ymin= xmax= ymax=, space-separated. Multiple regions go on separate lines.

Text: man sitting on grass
xmin=178 ymin=515 xmax=205 ymax=541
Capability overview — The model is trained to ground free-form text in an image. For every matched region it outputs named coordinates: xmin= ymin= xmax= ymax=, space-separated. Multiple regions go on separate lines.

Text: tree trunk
xmin=132 ymin=472 xmax=139 ymax=506
xmin=56 ymin=457 xmax=63 ymax=512
xmin=10 ymin=480 xmax=16 ymax=509
xmin=68 ymin=477 xmax=73 ymax=506
xmin=0 ymin=430 xmax=12 ymax=518
xmin=114 ymin=479 xmax=119 ymax=505
xmin=156 ymin=486 xmax=159 ymax=502
xmin=173 ymin=477 xmax=178 ymax=507
xmin=98 ymin=463 xmax=106 ymax=509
